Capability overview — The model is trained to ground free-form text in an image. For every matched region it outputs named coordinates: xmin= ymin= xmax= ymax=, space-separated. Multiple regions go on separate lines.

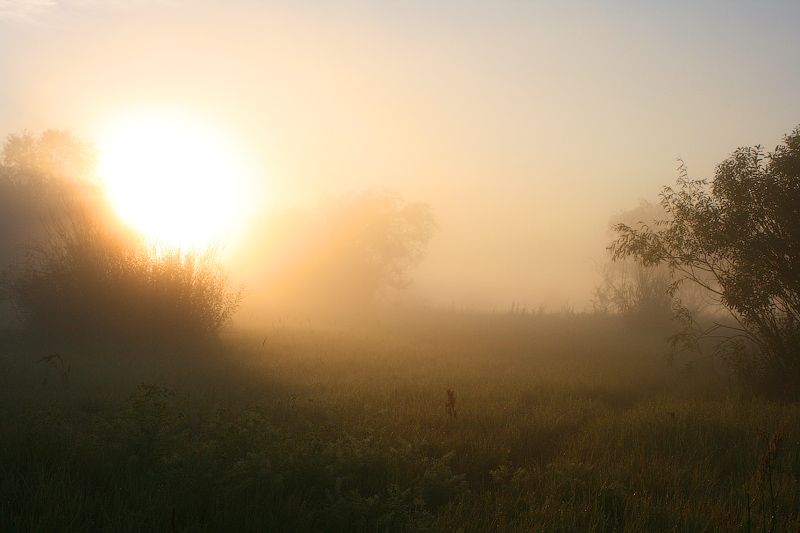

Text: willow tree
xmin=611 ymin=126 xmax=800 ymax=397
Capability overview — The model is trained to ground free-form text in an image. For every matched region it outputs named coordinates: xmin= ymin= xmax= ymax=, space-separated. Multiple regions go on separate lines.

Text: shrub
xmin=1 ymin=170 xmax=242 ymax=342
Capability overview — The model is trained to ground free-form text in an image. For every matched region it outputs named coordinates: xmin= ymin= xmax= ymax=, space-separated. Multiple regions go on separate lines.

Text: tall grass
xmin=1 ymin=309 xmax=798 ymax=531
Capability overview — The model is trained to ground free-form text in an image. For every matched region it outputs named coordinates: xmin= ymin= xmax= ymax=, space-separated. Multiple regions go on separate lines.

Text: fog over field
xmin=5 ymin=4 xmax=800 ymax=530
xmin=1 ymin=0 xmax=799 ymax=314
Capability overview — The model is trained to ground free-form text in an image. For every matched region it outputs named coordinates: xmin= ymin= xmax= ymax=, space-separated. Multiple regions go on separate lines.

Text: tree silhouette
xmin=592 ymin=200 xmax=673 ymax=329
xmin=240 ymin=189 xmax=438 ymax=314
xmin=1 ymin=129 xmax=96 ymax=184
xmin=0 ymin=130 xmax=103 ymax=279
xmin=320 ymin=189 xmax=438 ymax=296
xmin=611 ymin=125 xmax=800 ymax=397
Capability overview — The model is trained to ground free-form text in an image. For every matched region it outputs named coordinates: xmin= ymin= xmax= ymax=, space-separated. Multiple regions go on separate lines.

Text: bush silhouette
xmin=0 ymin=129 xmax=242 ymax=342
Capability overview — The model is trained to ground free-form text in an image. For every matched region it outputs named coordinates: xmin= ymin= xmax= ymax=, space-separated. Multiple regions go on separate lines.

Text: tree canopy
xmin=0 ymin=129 xmax=96 ymax=184
xmin=319 ymin=189 xmax=438 ymax=295
xmin=235 ymin=189 xmax=438 ymax=316
xmin=592 ymin=200 xmax=673 ymax=328
xmin=611 ymin=125 xmax=800 ymax=396
xmin=0 ymin=130 xmax=102 ymax=271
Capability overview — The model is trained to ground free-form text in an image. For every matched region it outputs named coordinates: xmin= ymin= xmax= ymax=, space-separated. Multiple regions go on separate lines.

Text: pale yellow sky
xmin=2 ymin=0 xmax=799 ymax=311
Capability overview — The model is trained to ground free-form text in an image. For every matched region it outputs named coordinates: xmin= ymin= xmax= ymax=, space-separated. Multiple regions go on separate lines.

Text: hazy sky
xmin=2 ymin=0 xmax=800 ymax=310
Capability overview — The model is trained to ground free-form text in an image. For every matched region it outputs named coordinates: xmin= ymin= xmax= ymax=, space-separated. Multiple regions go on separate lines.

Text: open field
xmin=1 ymin=310 xmax=799 ymax=532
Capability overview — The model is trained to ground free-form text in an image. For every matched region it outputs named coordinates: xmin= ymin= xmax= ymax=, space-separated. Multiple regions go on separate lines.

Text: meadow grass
xmin=0 ymin=310 xmax=798 ymax=531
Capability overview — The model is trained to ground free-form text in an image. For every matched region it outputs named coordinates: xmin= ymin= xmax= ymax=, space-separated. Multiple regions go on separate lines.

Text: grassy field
xmin=1 ymin=309 xmax=798 ymax=532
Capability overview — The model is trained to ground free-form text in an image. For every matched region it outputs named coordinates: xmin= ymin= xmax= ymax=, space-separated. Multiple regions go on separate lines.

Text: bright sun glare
xmin=97 ymin=108 xmax=256 ymax=248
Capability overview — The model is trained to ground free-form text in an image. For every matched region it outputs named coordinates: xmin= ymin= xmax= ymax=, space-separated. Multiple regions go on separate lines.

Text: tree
xmin=0 ymin=129 xmax=106 ymax=259
xmin=0 ymin=130 xmax=105 ymax=328
xmin=0 ymin=130 xmax=99 ymax=258
xmin=592 ymin=200 xmax=674 ymax=329
xmin=610 ymin=125 xmax=800 ymax=397
xmin=318 ymin=189 xmax=438 ymax=295
xmin=0 ymin=129 xmax=96 ymax=184
xmin=591 ymin=261 xmax=673 ymax=328
xmin=235 ymin=189 xmax=438 ymax=315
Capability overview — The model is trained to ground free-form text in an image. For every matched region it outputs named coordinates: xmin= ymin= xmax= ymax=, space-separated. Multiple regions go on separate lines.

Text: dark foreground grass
xmin=1 ymin=311 xmax=799 ymax=532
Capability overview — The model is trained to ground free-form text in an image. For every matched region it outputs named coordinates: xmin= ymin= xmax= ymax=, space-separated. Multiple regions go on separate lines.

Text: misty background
xmin=2 ymin=1 xmax=800 ymax=313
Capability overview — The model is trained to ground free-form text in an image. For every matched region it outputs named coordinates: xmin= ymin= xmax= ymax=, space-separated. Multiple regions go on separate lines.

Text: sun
xmin=97 ymin=107 xmax=257 ymax=248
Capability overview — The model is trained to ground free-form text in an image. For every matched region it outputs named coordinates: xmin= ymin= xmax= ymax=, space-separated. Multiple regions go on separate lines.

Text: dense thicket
xmin=0 ymin=130 xmax=242 ymax=342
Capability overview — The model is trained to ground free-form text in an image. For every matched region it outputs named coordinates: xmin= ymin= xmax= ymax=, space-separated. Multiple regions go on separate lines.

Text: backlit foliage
xmin=611 ymin=125 xmax=800 ymax=397
xmin=0 ymin=129 xmax=242 ymax=341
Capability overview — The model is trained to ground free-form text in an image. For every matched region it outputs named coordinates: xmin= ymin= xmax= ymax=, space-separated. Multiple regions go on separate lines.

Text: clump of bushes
xmin=1 ymin=190 xmax=242 ymax=341
xmin=0 ymin=129 xmax=242 ymax=343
